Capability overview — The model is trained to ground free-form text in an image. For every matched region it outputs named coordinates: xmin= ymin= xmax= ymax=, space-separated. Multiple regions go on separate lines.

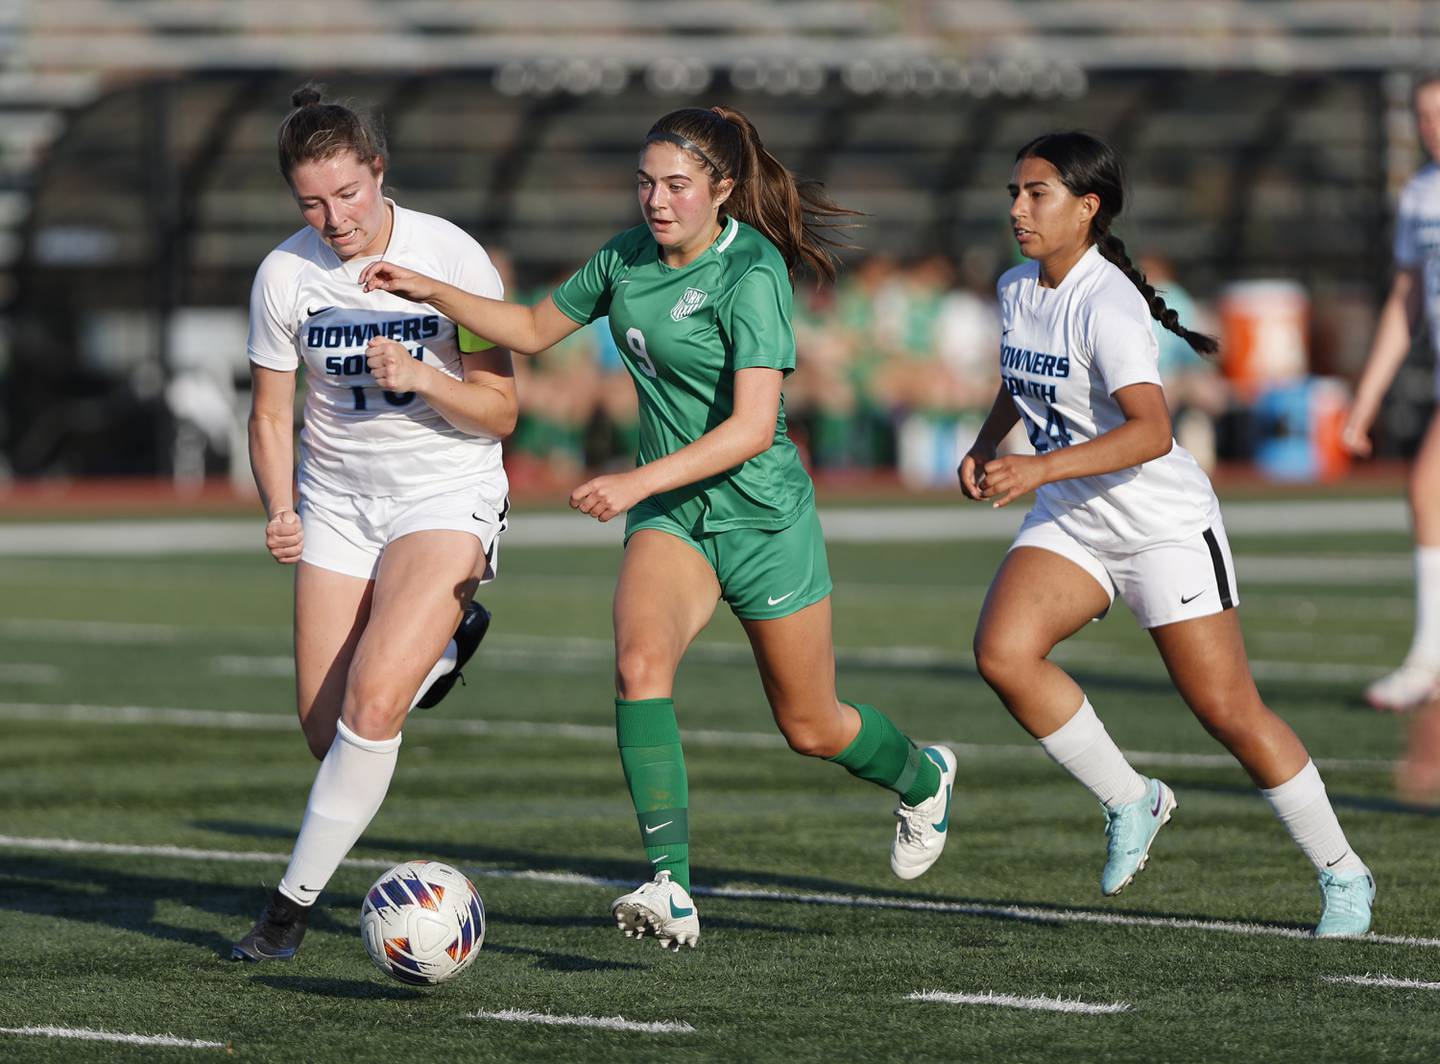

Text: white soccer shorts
xmin=297 ymin=478 xmax=508 ymax=582
xmin=1010 ymin=508 xmax=1239 ymax=629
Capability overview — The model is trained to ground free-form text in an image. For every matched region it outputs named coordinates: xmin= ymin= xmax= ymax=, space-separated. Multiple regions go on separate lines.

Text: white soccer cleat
xmin=891 ymin=745 xmax=957 ymax=881
xmin=610 ymin=870 xmax=700 ymax=952
xmin=1365 ymin=661 xmax=1440 ymax=713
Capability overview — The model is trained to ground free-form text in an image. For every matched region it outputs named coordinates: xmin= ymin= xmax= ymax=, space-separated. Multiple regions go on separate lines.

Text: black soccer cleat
xmin=231 ymin=888 xmax=311 ymax=962
xmin=415 ymin=600 xmax=491 ymax=711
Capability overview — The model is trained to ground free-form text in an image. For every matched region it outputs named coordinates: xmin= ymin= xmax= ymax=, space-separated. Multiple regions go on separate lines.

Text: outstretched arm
xmin=359 ymin=260 xmax=582 ymax=355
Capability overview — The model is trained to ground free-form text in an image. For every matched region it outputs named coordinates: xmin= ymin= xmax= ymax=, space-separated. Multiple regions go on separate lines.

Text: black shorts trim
xmin=1202 ymin=527 xmax=1234 ymax=610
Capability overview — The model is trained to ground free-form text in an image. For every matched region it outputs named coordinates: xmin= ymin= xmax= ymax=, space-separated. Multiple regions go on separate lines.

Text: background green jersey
xmin=552 ymin=217 xmax=814 ymax=534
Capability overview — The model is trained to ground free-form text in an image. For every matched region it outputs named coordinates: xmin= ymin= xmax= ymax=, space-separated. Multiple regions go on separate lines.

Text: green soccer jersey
xmin=552 ymin=217 xmax=814 ymax=534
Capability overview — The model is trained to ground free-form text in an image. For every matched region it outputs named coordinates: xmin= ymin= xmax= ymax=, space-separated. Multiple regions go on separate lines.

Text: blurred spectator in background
xmin=799 ymin=253 xmax=901 ymax=470
xmin=1342 ymin=70 xmax=1440 ymax=713
xmin=503 ymin=261 xmax=603 ymax=485
xmin=590 ymin=318 xmax=641 ymax=471
xmin=789 ymin=251 xmax=1001 ymax=486
xmin=1141 ymin=252 xmax=1228 ymax=472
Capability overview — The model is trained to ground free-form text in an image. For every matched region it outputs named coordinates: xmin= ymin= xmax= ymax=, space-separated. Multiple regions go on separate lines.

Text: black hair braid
xmin=1098 ymin=232 xmax=1219 ymax=358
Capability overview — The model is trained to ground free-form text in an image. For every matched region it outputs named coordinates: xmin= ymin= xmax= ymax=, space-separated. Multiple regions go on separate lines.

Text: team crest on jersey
xmin=670 ymin=287 xmax=708 ymax=321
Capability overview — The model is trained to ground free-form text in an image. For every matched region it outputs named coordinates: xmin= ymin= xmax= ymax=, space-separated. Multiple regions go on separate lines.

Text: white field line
xmin=701 ymin=883 xmax=1440 ymax=949
xmin=0 ymin=700 xmax=1400 ymax=772
xmin=494 ymin=634 xmax=1396 ymax=686
xmin=0 ymin=663 xmax=58 ymax=683
xmin=209 ymin=637 xmax=1396 ymax=686
xmin=210 ymin=655 xmax=293 ymax=677
xmin=0 ymin=608 xmax=1402 ymax=685
xmin=906 ymin=989 xmax=1131 ymax=1015
xmin=0 ymin=617 xmax=200 ymax=644
xmin=3 ymin=833 xmax=1438 ymax=951
xmin=467 ymin=1009 xmax=695 ymax=1035
xmin=0 ymin=1025 xmax=225 ymax=1049
xmin=1321 ymin=974 xmax=1440 ymax=990
xmin=0 ymin=500 xmax=1410 ymax=556
xmin=0 ymin=834 xmax=616 ymax=888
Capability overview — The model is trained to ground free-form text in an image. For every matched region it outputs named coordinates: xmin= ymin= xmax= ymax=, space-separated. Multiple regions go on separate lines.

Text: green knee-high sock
xmin=827 ymin=702 xmax=940 ymax=806
xmin=615 ymin=697 xmax=690 ymax=891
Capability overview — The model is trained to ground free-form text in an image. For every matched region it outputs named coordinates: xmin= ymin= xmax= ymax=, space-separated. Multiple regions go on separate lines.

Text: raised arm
xmin=359 ymin=260 xmax=581 ymax=355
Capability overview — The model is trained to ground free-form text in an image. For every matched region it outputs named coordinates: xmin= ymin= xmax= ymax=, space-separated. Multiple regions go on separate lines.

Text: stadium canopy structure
xmin=2 ymin=0 xmax=1439 ymax=478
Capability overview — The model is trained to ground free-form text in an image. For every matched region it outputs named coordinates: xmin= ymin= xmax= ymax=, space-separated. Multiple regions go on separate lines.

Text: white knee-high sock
xmin=1408 ymin=546 xmax=1440 ymax=667
xmin=408 ymin=639 xmax=459 ymax=712
xmin=1037 ymin=697 xmax=1148 ymax=810
xmin=278 ymin=720 xmax=402 ymax=906
xmin=1260 ymin=760 xmax=1366 ymax=875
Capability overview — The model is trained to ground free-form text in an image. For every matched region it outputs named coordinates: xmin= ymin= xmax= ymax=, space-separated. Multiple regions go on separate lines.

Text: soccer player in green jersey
xmin=361 ymin=106 xmax=956 ymax=951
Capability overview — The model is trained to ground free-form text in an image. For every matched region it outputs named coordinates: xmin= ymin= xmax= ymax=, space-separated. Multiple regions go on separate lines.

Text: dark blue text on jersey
xmin=999 ymin=344 xmax=1070 ymax=378
xmin=306 ymin=315 xmax=441 ymax=349
xmin=1003 ymin=374 xmax=1058 ymax=403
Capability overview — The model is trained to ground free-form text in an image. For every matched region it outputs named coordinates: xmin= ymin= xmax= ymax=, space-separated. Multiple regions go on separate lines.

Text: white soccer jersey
xmin=1393 ymin=162 xmax=1440 ymax=361
xmin=995 ymin=245 xmax=1219 ymax=552
xmin=247 ymin=201 xmax=506 ymax=498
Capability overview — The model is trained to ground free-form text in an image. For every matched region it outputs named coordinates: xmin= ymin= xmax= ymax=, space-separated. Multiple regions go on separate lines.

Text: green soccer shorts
xmin=624 ymin=501 xmax=833 ymax=620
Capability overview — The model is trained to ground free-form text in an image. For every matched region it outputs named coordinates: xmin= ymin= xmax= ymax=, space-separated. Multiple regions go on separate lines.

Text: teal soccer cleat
xmin=1100 ymin=776 xmax=1176 ymax=896
xmin=1314 ymin=868 xmax=1376 ymax=938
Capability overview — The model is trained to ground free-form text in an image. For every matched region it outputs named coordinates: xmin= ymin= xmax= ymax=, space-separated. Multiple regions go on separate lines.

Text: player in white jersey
xmin=231 ymin=86 xmax=517 ymax=962
xmin=960 ymin=131 xmax=1374 ymax=937
xmin=1343 ymin=72 xmax=1440 ymax=712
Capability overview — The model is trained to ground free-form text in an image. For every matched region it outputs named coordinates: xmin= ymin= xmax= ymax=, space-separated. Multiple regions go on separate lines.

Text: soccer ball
xmin=360 ymin=860 xmax=485 ymax=985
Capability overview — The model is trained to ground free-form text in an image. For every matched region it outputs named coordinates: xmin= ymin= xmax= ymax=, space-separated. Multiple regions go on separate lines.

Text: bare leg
xmin=973 ymin=547 xmax=1112 ymax=736
xmin=740 ymin=596 xmax=856 ymax=757
xmin=293 ymin=562 xmax=372 ymax=759
xmin=1148 ymin=610 xmax=1307 ymax=788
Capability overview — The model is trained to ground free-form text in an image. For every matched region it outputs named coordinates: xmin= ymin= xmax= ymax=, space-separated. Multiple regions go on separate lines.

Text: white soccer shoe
xmin=610 ymin=870 xmax=699 ymax=951
xmin=1365 ymin=661 xmax=1440 ymax=713
xmin=891 ymin=745 xmax=957 ymax=881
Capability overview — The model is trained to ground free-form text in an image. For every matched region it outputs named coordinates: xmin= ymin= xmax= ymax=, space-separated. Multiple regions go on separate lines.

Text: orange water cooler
xmin=1218 ymin=280 xmax=1350 ymax=482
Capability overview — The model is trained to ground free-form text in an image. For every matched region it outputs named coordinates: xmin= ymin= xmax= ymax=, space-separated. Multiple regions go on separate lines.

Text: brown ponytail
xmin=645 ymin=106 xmax=860 ymax=282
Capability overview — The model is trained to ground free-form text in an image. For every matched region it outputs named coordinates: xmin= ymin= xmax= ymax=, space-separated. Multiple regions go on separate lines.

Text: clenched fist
xmin=266 ymin=508 xmax=304 ymax=564
xmin=366 ymin=338 xmax=426 ymax=394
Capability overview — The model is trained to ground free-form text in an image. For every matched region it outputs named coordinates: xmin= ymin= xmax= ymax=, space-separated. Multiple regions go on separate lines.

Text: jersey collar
xmin=655 ymin=215 xmax=740 ymax=273
xmin=714 ymin=216 xmax=740 ymax=254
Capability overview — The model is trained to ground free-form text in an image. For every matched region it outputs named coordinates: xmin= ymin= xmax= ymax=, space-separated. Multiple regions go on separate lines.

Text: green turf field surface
xmin=1 ymin=524 xmax=1436 ymax=1062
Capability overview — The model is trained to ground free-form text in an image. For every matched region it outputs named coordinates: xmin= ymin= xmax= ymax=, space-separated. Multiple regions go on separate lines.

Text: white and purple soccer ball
xmin=360 ymin=860 xmax=485 ymax=985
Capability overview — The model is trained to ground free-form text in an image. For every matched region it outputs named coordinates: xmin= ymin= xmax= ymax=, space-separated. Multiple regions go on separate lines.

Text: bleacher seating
xmin=2 ymin=1 xmax=1437 ymax=477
